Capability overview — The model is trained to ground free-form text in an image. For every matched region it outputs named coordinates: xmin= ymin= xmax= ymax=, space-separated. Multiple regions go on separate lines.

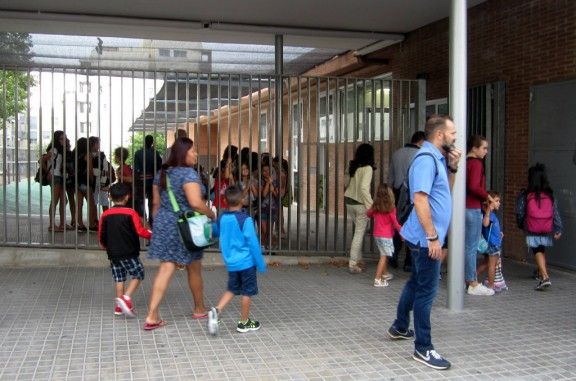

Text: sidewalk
xmin=0 ymin=256 xmax=575 ymax=380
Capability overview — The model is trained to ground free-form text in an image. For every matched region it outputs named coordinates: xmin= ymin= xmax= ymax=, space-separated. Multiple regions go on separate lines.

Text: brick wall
xmin=366 ymin=0 xmax=576 ymax=259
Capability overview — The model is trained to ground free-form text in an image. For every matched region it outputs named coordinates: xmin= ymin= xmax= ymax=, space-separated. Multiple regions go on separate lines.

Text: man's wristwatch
xmin=448 ymin=165 xmax=458 ymax=173
xmin=426 ymin=234 xmax=439 ymax=241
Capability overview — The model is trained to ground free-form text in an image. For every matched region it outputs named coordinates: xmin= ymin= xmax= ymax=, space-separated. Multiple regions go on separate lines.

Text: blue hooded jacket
xmin=213 ymin=210 xmax=267 ymax=273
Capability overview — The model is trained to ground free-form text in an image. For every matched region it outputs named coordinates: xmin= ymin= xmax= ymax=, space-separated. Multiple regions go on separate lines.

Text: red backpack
xmin=525 ymin=192 xmax=554 ymax=234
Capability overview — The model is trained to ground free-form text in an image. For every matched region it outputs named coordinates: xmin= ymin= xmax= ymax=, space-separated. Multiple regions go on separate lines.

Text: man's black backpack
xmin=396 ymin=152 xmax=439 ymax=224
xmin=515 ymin=188 xmax=528 ymax=229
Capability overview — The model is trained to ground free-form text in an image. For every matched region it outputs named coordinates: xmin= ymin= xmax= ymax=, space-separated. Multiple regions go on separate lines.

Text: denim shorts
xmin=227 ymin=266 xmax=258 ymax=296
xmin=374 ymin=237 xmax=394 ymax=257
xmin=110 ymin=258 xmax=145 ymax=282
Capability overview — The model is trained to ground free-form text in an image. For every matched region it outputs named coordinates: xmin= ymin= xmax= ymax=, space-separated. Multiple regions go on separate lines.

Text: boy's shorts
xmin=374 ymin=237 xmax=394 ymax=257
xmin=110 ymin=258 xmax=145 ymax=282
xmin=227 ymin=266 xmax=258 ymax=296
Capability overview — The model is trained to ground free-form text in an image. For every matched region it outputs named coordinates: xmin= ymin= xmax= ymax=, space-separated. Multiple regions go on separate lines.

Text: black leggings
xmin=531 ymin=245 xmax=546 ymax=255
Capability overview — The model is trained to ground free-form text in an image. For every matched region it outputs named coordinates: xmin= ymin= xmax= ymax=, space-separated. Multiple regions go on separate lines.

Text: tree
xmin=124 ymin=132 xmax=167 ymax=166
xmin=0 ymin=32 xmax=35 ymax=125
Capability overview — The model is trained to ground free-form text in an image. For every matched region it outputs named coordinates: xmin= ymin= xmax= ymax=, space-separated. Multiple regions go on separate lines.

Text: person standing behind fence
xmin=42 ymin=130 xmax=66 ymax=232
xmin=143 ymin=137 xmax=216 ymax=331
xmin=388 ymin=131 xmax=426 ymax=271
xmin=344 ymin=143 xmax=375 ymax=274
xmin=522 ymin=163 xmax=563 ymax=291
xmin=73 ymin=137 xmax=98 ymax=231
xmin=387 ymin=115 xmax=462 ymax=371
xmin=367 ymin=183 xmax=402 ymax=287
xmin=134 ymin=135 xmax=163 ymax=226
xmin=98 ymin=183 xmax=152 ymax=318
xmin=465 ymin=135 xmax=495 ymax=296
xmin=90 ymin=136 xmax=116 ymax=213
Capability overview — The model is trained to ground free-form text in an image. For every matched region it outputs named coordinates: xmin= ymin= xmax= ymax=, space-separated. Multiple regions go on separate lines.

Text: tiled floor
xmin=0 ymin=258 xmax=575 ymax=380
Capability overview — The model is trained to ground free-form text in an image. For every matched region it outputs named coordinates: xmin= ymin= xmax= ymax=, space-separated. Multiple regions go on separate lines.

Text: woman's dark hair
xmin=47 ymin=130 xmax=65 ymax=155
xmin=348 ymin=143 xmax=375 ymax=177
xmin=114 ymin=146 xmax=129 ymax=164
xmin=74 ymin=137 xmax=89 ymax=159
xmin=527 ymin=162 xmax=553 ymax=200
xmin=467 ymin=134 xmax=486 ymax=154
xmin=159 ymin=137 xmax=194 ymax=190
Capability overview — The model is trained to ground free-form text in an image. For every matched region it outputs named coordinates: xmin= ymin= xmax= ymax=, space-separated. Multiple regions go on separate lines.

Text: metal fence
xmin=0 ymin=67 xmax=421 ymax=255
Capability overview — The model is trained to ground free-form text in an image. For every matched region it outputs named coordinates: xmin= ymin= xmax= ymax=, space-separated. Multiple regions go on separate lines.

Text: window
xmin=319 ymin=93 xmax=336 ymax=143
xmin=258 ymin=112 xmax=267 ymax=152
xmin=79 ymin=122 xmax=92 ymax=134
xmin=79 ymin=82 xmax=91 ymax=94
xmin=158 ymin=49 xmax=170 ymax=57
xmin=173 ymin=50 xmax=187 ymax=58
xmin=78 ymin=102 xmax=91 ymax=114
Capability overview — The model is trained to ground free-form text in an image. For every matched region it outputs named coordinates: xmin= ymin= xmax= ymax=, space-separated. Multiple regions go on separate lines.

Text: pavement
xmin=0 ymin=254 xmax=575 ymax=381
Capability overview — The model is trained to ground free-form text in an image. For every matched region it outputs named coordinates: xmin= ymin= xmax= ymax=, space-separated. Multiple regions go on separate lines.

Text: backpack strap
xmin=405 ymin=152 xmax=440 ymax=197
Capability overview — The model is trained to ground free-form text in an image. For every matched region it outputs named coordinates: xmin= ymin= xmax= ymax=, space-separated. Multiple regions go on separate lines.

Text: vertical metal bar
xmin=96 ymin=67 xmax=102 ymax=225
xmin=1 ymin=69 xmax=6 ymax=243
xmin=247 ymin=75 xmax=253 ymax=218
xmin=185 ymin=73 xmax=190 ymax=137
xmin=256 ymin=76 xmax=262 ymax=244
xmin=306 ymin=77 xmax=311 ymax=251
xmin=217 ymin=73 xmax=222 ymax=200
xmin=14 ymin=68 xmax=20 ymax=243
xmin=130 ymin=71 xmax=135 ymax=212
xmin=26 ymin=69 xmax=31 ymax=244
xmin=73 ymin=69 xmax=78 ymax=247
xmin=324 ymin=77 xmax=330 ymax=251
xmin=286 ymin=76 xmax=293 ymax=251
xmin=296 ymin=76 xmax=302 ymax=251
xmin=175 ymin=72 xmax=179 ymax=151
xmin=238 ymin=74 xmax=242 ymax=162
xmin=380 ymin=80 xmax=385 ymax=184
xmin=342 ymin=78 xmax=349 ymax=253
xmin=61 ymin=70 xmax=68 ymax=245
xmin=84 ymin=71 xmax=90 ymax=247
xmin=37 ymin=70 xmax=43 ymax=244
xmin=275 ymin=35 xmax=284 ymax=251
xmin=206 ymin=73 xmax=211 ymax=180
xmin=315 ymin=77 xmax=321 ymax=251
xmin=334 ymin=77 xmax=340 ymax=252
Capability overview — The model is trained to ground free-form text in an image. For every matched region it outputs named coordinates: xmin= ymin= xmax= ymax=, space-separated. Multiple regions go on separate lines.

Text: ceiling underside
xmin=0 ymin=1 xmax=485 ymax=74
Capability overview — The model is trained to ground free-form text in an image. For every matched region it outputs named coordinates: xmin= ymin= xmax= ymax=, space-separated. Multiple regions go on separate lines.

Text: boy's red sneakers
xmin=114 ymin=305 xmax=123 ymax=316
xmin=115 ymin=295 xmax=136 ymax=317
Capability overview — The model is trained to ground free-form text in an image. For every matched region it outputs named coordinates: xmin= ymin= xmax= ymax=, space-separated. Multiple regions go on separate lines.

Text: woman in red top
xmin=465 ymin=135 xmax=495 ymax=296
xmin=367 ymin=184 xmax=402 ymax=287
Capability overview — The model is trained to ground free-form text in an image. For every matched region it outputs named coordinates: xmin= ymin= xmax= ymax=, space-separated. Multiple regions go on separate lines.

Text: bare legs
xmin=145 ymin=260 xmax=206 ymax=325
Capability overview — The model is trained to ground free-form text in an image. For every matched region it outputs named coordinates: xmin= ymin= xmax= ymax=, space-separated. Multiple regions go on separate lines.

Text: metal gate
xmin=0 ymin=67 xmax=420 ymax=255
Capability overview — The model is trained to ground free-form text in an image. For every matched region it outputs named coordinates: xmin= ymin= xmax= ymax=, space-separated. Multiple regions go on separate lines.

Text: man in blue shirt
xmin=387 ymin=115 xmax=462 ymax=370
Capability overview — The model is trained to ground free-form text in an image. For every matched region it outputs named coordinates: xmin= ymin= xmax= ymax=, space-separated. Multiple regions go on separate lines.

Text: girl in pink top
xmin=367 ymin=184 xmax=402 ymax=287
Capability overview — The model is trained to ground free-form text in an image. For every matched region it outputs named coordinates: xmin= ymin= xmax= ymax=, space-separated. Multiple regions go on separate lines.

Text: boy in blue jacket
xmin=208 ymin=185 xmax=267 ymax=336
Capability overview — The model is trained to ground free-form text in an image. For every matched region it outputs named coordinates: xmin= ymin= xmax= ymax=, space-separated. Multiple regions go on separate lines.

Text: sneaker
xmin=208 ymin=307 xmax=219 ymax=336
xmin=382 ymin=273 xmax=394 ymax=281
xmin=535 ymin=278 xmax=551 ymax=291
xmin=413 ymin=349 xmax=451 ymax=370
xmin=467 ymin=283 xmax=495 ymax=296
xmin=374 ymin=278 xmax=389 ymax=287
xmin=237 ymin=319 xmax=260 ymax=333
xmin=114 ymin=305 xmax=122 ymax=316
xmin=115 ymin=295 xmax=136 ymax=318
xmin=493 ymin=281 xmax=508 ymax=293
xmin=387 ymin=326 xmax=415 ymax=340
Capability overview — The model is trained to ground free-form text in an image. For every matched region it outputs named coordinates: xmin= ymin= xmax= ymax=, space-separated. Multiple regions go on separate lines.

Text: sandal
xmin=143 ymin=320 xmax=166 ymax=331
xmin=48 ymin=226 xmax=64 ymax=232
xmin=191 ymin=312 xmax=208 ymax=319
xmin=77 ymin=225 xmax=87 ymax=232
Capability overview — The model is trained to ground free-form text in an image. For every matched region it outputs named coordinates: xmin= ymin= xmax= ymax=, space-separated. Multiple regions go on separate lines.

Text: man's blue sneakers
xmin=413 ymin=349 xmax=451 ymax=370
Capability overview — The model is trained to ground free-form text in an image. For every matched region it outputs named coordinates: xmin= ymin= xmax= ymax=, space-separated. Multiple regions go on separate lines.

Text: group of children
xmin=366 ymin=182 xmax=509 ymax=292
xmin=98 ymin=182 xmax=266 ymax=335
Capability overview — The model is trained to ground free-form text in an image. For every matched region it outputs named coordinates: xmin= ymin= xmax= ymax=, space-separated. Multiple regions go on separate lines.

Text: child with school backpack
xmin=516 ymin=163 xmax=563 ymax=290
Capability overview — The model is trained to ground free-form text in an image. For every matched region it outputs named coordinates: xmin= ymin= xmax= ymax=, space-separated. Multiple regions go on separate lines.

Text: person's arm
xmin=466 ymin=159 xmax=489 ymax=200
xmin=129 ymin=209 xmax=152 ymax=240
xmin=98 ymin=214 xmax=107 ymax=249
xmin=183 ymin=182 xmax=216 ymax=220
xmin=366 ymin=208 xmax=374 ymax=218
xmin=553 ymin=198 xmax=563 ymax=239
xmin=359 ymin=167 xmax=373 ymax=208
xmin=151 ymin=184 xmax=161 ymax=218
xmin=447 ymin=148 xmax=462 ymax=191
xmin=390 ymin=209 xmax=402 ymax=233
xmin=244 ymin=217 xmax=267 ymax=272
xmin=413 ymin=192 xmax=442 ymax=260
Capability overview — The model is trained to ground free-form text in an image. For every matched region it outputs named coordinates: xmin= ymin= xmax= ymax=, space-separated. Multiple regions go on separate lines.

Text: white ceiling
xmin=0 ymin=0 xmax=486 ymax=50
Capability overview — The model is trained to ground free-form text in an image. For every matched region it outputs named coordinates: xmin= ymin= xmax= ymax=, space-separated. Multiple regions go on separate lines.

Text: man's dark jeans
xmin=392 ymin=241 xmax=441 ymax=352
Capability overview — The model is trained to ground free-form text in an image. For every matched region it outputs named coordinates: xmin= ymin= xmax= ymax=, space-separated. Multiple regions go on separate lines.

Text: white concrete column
xmin=447 ymin=0 xmax=467 ymax=311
